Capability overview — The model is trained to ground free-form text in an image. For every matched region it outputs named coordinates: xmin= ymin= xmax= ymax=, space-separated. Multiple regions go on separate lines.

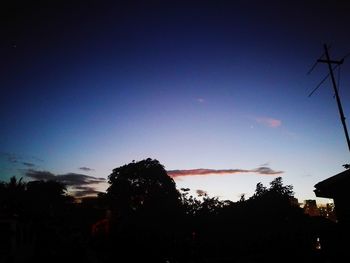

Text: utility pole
xmin=317 ymin=44 xmax=350 ymax=152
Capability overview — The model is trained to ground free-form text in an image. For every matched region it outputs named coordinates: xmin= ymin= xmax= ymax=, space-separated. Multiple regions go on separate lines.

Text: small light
xmin=315 ymin=237 xmax=321 ymax=250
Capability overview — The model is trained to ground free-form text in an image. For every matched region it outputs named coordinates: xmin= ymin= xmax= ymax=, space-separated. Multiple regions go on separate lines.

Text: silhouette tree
xmin=0 ymin=177 xmax=83 ymax=262
xmin=253 ymin=177 xmax=293 ymax=200
xmin=239 ymin=193 xmax=246 ymax=202
xmin=180 ymin=188 xmax=201 ymax=216
xmin=242 ymin=177 xmax=312 ymax=262
xmin=107 ymin=158 xmax=181 ymax=217
xmin=269 ymin=176 xmax=294 ymax=197
xmin=106 ymin=158 xmax=182 ymax=261
xmin=0 ymin=177 xmax=70 ymax=215
xmin=253 ymin=182 xmax=267 ymax=197
xmin=0 ymin=176 xmax=26 ymax=215
xmin=25 ymin=180 xmax=71 ymax=218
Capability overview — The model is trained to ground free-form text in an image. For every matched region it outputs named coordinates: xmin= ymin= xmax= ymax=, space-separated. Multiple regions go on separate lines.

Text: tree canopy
xmin=106 ymin=158 xmax=181 ymax=218
xmin=0 ymin=176 xmax=71 ymax=217
xmin=105 ymin=159 xmax=183 ymax=261
xmin=252 ymin=176 xmax=294 ymax=201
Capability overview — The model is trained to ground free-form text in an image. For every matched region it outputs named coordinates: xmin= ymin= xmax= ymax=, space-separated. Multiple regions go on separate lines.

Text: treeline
xmin=0 ymin=159 xmax=339 ymax=262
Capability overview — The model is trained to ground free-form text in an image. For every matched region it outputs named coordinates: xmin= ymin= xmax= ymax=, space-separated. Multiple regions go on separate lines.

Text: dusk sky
xmin=1 ymin=1 xmax=350 ymax=203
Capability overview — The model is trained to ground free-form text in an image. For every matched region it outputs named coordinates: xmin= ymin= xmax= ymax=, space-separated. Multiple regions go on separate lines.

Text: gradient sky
xmin=1 ymin=1 xmax=350 ymax=203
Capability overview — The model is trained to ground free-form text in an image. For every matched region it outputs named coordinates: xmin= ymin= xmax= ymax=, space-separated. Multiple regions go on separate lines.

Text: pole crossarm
xmin=318 ymin=44 xmax=350 ymax=152
xmin=317 ymin=59 xmax=344 ymax=65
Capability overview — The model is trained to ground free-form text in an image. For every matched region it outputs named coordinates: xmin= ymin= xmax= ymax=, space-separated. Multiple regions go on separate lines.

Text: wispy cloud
xmin=167 ymin=166 xmax=283 ymax=178
xmin=2 ymin=152 xmax=19 ymax=163
xmin=79 ymin=167 xmax=94 ymax=172
xmin=196 ymin=97 xmax=205 ymax=103
xmin=256 ymin=117 xmax=281 ymax=128
xmin=252 ymin=167 xmax=283 ymax=175
xmin=72 ymin=186 xmax=102 ymax=198
xmin=25 ymin=169 xmax=105 ymax=197
xmin=1 ymin=152 xmax=42 ymax=166
xmin=303 ymin=174 xmax=312 ymax=177
xmin=22 ymin=162 xmax=35 ymax=167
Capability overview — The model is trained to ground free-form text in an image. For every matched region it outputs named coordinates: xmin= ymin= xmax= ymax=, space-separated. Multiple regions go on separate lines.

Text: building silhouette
xmin=314 ymin=169 xmax=350 ymax=225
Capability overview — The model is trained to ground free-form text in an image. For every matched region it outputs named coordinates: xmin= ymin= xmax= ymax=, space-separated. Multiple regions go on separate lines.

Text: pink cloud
xmin=256 ymin=117 xmax=282 ymax=128
xmin=167 ymin=166 xmax=283 ymax=178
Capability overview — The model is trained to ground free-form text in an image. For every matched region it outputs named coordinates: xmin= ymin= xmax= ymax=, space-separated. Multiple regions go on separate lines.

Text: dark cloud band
xmin=25 ymin=169 xmax=105 ymax=198
xmin=26 ymin=169 xmax=105 ymax=186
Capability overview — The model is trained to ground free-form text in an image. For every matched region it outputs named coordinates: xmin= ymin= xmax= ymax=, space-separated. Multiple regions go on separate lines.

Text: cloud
xmin=26 ymin=170 xmax=105 ymax=186
xmin=57 ymin=173 xmax=105 ymax=186
xmin=196 ymin=98 xmax=205 ymax=103
xmin=22 ymin=162 xmax=35 ymax=167
xmin=167 ymin=166 xmax=283 ymax=178
xmin=1 ymin=152 xmax=43 ymax=166
xmin=256 ymin=117 xmax=281 ymax=128
xmin=71 ymin=186 xmax=102 ymax=198
xmin=303 ymin=174 xmax=313 ymax=177
xmin=1 ymin=152 xmax=19 ymax=163
xmin=79 ymin=167 xmax=94 ymax=172
xmin=32 ymin=156 xmax=44 ymax=162
xmin=168 ymin=168 xmax=248 ymax=177
xmin=252 ymin=167 xmax=283 ymax=175
xmin=26 ymin=170 xmax=56 ymax=180
xmin=25 ymin=169 xmax=106 ymax=197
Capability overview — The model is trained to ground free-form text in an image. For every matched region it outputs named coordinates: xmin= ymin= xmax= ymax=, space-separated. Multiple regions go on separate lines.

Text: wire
xmin=307 ymin=53 xmax=324 ymax=75
xmin=308 ymin=46 xmax=347 ymax=98
xmin=306 ymin=45 xmax=332 ymax=75
xmin=308 ymin=64 xmax=340 ymax=97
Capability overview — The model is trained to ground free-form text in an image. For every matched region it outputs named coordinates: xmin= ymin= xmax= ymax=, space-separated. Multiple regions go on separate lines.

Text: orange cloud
xmin=256 ymin=117 xmax=281 ymax=128
xmin=167 ymin=166 xmax=283 ymax=178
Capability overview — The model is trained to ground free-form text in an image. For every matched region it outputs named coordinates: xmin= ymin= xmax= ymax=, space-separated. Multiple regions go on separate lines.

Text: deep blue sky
xmin=1 ymin=1 xmax=350 ymax=202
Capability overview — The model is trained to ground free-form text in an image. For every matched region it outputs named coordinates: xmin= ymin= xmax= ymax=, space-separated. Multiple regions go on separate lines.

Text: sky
xmin=1 ymin=0 xmax=350 ymax=203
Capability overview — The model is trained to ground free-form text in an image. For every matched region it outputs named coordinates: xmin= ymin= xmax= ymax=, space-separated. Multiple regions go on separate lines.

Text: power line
xmin=308 ymin=64 xmax=339 ymax=97
xmin=314 ymin=44 xmax=350 ymax=152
